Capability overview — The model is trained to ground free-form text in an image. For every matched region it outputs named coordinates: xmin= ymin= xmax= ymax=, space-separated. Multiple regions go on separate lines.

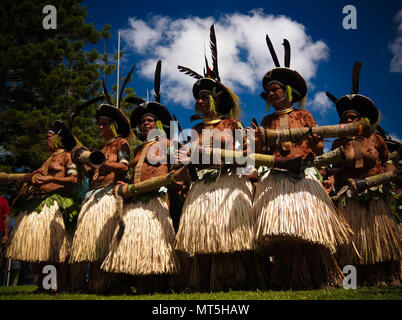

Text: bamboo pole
xmin=309 ymin=146 xmax=345 ymax=168
xmin=118 ymin=165 xmax=191 ymax=199
xmin=198 ymin=146 xmax=345 ymax=170
xmin=261 ymin=118 xmax=372 ymax=146
xmin=347 ymin=169 xmax=402 ymax=196
xmin=0 ymin=172 xmax=43 ymax=184
xmin=0 ymin=172 xmax=29 ymax=183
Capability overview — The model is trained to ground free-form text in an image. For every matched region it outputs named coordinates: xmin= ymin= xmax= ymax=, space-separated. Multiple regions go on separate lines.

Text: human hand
xmin=307 ymin=133 xmax=322 ymax=145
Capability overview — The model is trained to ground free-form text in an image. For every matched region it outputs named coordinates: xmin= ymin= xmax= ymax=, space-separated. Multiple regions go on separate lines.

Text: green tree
xmin=0 ymin=0 xmax=104 ymax=174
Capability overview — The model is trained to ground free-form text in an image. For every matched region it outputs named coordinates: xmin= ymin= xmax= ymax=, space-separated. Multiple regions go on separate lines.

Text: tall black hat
xmin=326 ymin=61 xmax=379 ymax=126
xmin=178 ymin=24 xmax=239 ymax=116
xmin=126 ymin=60 xmax=173 ymax=138
xmin=51 ymin=120 xmax=77 ymax=151
xmin=95 ymin=103 xmax=131 ymax=138
xmin=68 ymin=65 xmax=137 ymax=139
xmin=261 ymin=35 xmax=307 ymax=103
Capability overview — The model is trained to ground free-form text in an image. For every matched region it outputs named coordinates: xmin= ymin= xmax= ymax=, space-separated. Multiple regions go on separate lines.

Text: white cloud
xmin=389 ymin=9 xmax=402 ymax=73
xmin=307 ymin=91 xmax=332 ymax=116
xmin=121 ymin=9 xmax=329 ymax=108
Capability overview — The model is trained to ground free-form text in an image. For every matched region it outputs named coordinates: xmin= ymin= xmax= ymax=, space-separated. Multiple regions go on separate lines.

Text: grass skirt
xmin=254 ymin=169 xmax=353 ymax=254
xmin=69 ymin=189 xmax=118 ymax=263
xmin=175 ymin=172 xmax=255 ymax=255
xmin=337 ymin=196 xmax=402 ymax=266
xmin=5 ymin=201 xmax=70 ymax=263
xmin=101 ymin=197 xmax=179 ymax=275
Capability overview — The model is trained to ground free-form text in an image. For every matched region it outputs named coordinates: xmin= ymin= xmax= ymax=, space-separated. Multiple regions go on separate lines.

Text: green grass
xmin=0 ymin=285 xmax=401 ymax=300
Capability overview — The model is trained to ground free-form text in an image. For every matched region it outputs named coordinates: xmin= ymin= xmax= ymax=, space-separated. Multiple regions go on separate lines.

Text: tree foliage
xmin=0 ymin=0 xmax=115 ymax=174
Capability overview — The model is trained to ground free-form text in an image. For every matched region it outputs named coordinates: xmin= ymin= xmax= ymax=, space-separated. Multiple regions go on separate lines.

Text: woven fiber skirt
xmin=6 ymin=201 xmax=70 ymax=263
xmin=254 ymin=169 xmax=353 ymax=254
xmin=101 ymin=197 xmax=179 ymax=275
xmin=337 ymin=196 xmax=402 ymax=266
xmin=69 ymin=188 xmax=118 ymax=263
xmin=175 ymin=172 xmax=256 ymax=255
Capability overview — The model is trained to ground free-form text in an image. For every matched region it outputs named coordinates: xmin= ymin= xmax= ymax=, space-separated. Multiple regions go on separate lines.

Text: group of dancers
xmin=1 ymin=26 xmax=401 ymax=294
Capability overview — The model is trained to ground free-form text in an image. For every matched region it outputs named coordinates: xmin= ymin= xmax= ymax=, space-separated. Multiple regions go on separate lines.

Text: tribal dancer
xmin=252 ymin=35 xmax=354 ymax=289
xmin=101 ymin=61 xmax=180 ymax=293
xmin=327 ymin=62 xmax=401 ymax=286
xmin=5 ymin=121 xmax=79 ymax=292
xmin=175 ymin=25 xmax=265 ymax=292
xmin=69 ymin=103 xmax=131 ymax=293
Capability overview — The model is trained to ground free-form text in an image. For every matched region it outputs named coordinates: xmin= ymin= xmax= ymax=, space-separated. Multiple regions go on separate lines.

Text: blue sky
xmin=82 ymin=0 xmax=402 ymax=147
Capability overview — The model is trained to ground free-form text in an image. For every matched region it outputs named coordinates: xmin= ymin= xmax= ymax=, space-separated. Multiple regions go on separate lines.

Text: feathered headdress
xmin=261 ymin=35 xmax=307 ymax=106
xmin=326 ymin=61 xmax=379 ymax=126
xmin=177 ymin=24 xmax=241 ymax=120
xmin=126 ymin=60 xmax=173 ymax=139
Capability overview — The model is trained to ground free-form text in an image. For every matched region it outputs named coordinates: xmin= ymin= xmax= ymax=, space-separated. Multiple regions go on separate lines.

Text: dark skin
xmin=247 ymin=83 xmax=323 ymax=156
xmin=81 ymin=117 xmax=129 ymax=183
xmin=28 ymin=131 xmax=77 ymax=193
xmin=97 ymin=117 xmax=129 ymax=174
xmin=131 ymin=115 xmax=170 ymax=181
xmin=327 ymin=111 xmax=396 ymax=191
xmin=114 ymin=115 xmax=172 ymax=198
xmin=178 ymin=91 xmax=237 ymax=163
xmin=340 ymin=111 xmax=394 ymax=172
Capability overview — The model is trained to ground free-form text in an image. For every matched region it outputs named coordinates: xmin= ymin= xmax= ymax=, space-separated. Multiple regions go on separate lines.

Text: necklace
xmin=274 ymin=106 xmax=294 ymax=115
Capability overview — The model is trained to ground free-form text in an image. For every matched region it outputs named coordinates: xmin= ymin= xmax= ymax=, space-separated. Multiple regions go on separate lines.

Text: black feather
xmin=252 ymin=118 xmax=259 ymax=126
xmin=265 ymin=34 xmax=280 ymax=68
xmin=352 ymin=61 xmax=362 ymax=94
xmin=283 ymin=39 xmax=291 ymax=68
xmin=69 ymin=96 xmax=105 ymax=129
xmin=102 ymin=74 xmax=112 ymax=105
xmin=177 ymin=65 xmax=203 ymax=79
xmin=154 ymin=60 xmax=161 ymax=103
xmin=260 ymin=92 xmax=268 ymax=101
xmin=209 ymin=24 xmax=220 ymax=81
xmin=118 ymin=65 xmax=136 ymax=107
xmin=125 ymin=96 xmax=146 ymax=105
xmin=204 ymin=54 xmax=211 ymax=77
xmin=325 ymin=91 xmax=338 ymax=103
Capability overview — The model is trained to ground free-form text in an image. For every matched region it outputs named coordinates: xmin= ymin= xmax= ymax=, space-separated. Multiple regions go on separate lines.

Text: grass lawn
xmin=0 ymin=285 xmax=401 ymax=300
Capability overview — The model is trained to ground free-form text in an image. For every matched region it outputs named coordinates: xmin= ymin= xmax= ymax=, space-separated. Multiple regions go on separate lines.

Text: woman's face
xmin=340 ymin=111 xmax=361 ymax=124
xmin=140 ymin=115 xmax=157 ymax=137
xmin=43 ymin=131 xmax=55 ymax=151
xmin=266 ymin=83 xmax=285 ymax=106
xmin=197 ymin=91 xmax=211 ymax=115
xmin=98 ymin=117 xmax=114 ymax=139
